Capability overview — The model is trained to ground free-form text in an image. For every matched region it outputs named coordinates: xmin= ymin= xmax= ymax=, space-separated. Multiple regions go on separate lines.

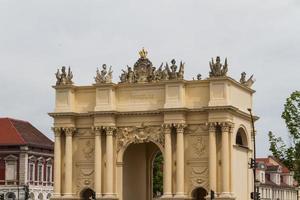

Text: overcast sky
xmin=0 ymin=0 xmax=299 ymax=156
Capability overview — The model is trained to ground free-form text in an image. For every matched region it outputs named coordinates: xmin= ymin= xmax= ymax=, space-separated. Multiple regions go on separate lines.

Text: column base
xmin=102 ymin=194 xmax=118 ymax=200
xmin=173 ymin=193 xmax=187 ymax=200
xmin=216 ymin=192 xmax=235 ymax=200
xmin=161 ymin=194 xmax=173 ymax=200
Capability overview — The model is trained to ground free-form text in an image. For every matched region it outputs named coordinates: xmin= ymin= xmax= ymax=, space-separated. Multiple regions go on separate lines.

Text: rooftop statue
xmin=95 ymin=64 xmax=113 ymax=84
xmin=240 ymin=72 xmax=255 ymax=87
xmin=209 ymin=56 xmax=228 ymax=77
xmin=119 ymin=49 xmax=185 ymax=83
xmin=55 ymin=66 xmax=73 ymax=86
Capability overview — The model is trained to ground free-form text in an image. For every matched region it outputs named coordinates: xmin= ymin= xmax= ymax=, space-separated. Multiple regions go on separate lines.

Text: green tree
xmin=268 ymin=91 xmax=300 ymax=182
xmin=153 ymin=152 xmax=163 ymax=197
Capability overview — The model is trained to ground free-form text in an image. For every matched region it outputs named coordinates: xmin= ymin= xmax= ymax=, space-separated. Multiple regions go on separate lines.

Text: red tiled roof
xmin=0 ymin=118 xmax=53 ymax=149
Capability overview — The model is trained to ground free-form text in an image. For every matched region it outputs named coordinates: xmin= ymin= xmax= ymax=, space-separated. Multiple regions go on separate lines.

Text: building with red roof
xmin=256 ymin=156 xmax=299 ymax=200
xmin=0 ymin=118 xmax=54 ymax=200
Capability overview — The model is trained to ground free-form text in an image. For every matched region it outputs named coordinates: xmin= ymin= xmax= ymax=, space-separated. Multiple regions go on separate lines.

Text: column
xmin=53 ymin=127 xmax=62 ymax=197
xmin=94 ymin=127 xmax=102 ymax=198
xmin=64 ymin=127 xmax=75 ymax=197
xmin=220 ymin=123 xmax=231 ymax=197
xmin=104 ymin=126 xmax=116 ymax=198
xmin=162 ymin=124 xmax=173 ymax=198
xmin=174 ymin=123 xmax=186 ymax=198
xmin=208 ymin=123 xmax=217 ymax=195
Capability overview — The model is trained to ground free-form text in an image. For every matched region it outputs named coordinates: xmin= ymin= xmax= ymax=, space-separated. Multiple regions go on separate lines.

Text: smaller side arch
xmin=191 ymin=187 xmax=208 ymax=200
xmin=80 ymin=187 xmax=95 ymax=200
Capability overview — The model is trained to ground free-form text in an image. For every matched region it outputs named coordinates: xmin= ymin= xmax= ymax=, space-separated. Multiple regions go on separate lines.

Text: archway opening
xmin=80 ymin=188 xmax=95 ymax=200
xmin=123 ymin=142 xmax=163 ymax=200
xmin=236 ymin=127 xmax=248 ymax=147
xmin=192 ymin=187 xmax=208 ymax=200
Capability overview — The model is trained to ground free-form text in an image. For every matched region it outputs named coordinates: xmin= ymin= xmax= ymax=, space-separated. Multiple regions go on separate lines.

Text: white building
xmin=256 ymin=156 xmax=298 ymax=200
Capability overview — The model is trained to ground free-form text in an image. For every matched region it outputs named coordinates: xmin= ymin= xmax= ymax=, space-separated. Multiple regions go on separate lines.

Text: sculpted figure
xmin=95 ymin=64 xmax=113 ymax=84
xmin=162 ymin=63 xmax=170 ymax=81
xmin=209 ymin=56 xmax=228 ymax=77
xmin=55 ymin=66 xmax=73 ymax=85
xmin=127 ymin=66 xmax=135 ymax=83
xmin=240 ymin=72 xmax=255 ymax=87
xmin=170 ymin=59 xmax=178 ymax=79
xmin=154 ymin=63 xmax=164 ymax=81
xmin=177 ymin=61 xmax=185 ymax=80
xmin=120 ymin=69 xmax=128 ymax=83
xmin=197 ymin=74 xmax=202 ymax=80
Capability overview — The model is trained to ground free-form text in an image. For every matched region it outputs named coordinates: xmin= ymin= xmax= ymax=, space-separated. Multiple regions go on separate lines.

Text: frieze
xmin=116 ymin=123 xmax=164 ymax=152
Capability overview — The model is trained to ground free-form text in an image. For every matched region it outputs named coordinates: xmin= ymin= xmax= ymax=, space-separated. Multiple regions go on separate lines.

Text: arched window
xmin=236 ymin=127 xmax=248 ymax=147
xmin=38 ymin=193 xmax=43 ymax=200
xmin=6 ymin=192 xmax=16 ymax=200
xmin=192 ymin=187 xmax=208 ymax=200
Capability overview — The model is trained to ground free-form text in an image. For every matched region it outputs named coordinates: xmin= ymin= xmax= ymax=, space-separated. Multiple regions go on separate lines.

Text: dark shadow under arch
xmin=192 ymin=187 xmax=208 ymax=200
xmin=80 ymin=188 xmax=95 ymax=200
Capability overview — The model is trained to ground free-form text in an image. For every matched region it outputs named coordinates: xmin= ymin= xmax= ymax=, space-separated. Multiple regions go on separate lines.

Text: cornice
xmin=49 ymin=105 xmax=259 ymax=121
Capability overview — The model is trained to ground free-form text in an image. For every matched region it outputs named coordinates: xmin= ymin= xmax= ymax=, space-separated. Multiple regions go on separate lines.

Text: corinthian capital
xmin=220 ymin=122 xmax=234 ymax=133
xmin=173 ymin=123 xmax=186 ymax=134
xmin=103 ymin=126 xmax=116 ymax=136
xmin=207 ymin=122 xmax=217 ymax=132
xmin=92 ymin=126 xmax=102 ymax=136
xmin=162 ymin=124 xmax=172 ymax=135
xmin=62 ymin=127 xmax=76 ymax=137
xmin=52 ymin=127 xmax=62 ymax=137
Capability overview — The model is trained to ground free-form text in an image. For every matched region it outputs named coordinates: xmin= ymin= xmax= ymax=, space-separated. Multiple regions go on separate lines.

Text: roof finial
xmin=139 ymin=48 xmax=148 ymax=59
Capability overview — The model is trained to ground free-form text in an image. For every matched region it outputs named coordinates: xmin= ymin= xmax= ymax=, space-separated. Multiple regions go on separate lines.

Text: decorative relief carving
xmin=189 ymin=166 xmax=209 ymax=190
xmin=75 ymin=165 xmax=94 ymax=194
xmin=185 ymin=124 xmax=208 ymax=135
xmin=83 ymin=140 xmax=94 ymax=159
xmin=116 ymin=123 xmax=164 ymax=152
xmin=192 ymin=137 xmax=207 ymax=158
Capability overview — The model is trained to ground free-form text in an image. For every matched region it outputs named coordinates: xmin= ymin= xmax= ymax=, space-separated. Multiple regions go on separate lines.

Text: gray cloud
xmin=0 ymin=0 xmax=299 ymax=156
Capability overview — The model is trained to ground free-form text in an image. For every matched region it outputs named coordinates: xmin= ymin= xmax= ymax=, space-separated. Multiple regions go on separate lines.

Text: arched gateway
xmin=50 ymin=49 xmax=256 ymax=200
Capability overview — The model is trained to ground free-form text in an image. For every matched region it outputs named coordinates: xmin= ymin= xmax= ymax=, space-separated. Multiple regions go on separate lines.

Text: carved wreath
xmin=116 ymin=124 xmax=164 ymax=152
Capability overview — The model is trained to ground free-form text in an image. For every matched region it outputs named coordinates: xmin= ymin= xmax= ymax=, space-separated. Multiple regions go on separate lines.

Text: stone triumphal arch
xmin=50 ymin=49 xmax=256 ymax=200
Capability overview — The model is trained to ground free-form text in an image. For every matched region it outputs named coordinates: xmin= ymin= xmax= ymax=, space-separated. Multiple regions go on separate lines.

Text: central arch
xmin=122 ymin=141 xmax=163 ymax=200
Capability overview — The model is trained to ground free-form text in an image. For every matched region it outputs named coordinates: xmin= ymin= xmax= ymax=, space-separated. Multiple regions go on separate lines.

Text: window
xmin=46 ymin=165 xmax=52 ymax=182
xmin=29 ymin=163 xmax=35 ymax=181
xmin=235 ymin=127 xmax=248 ymax=147
xmin=38 ymin=164 xmax=43 ymax=182
xmin=4 ymin=155 xmax=18 ymax=181
xmin=6 ymin=162 xmax=16 ymax=181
